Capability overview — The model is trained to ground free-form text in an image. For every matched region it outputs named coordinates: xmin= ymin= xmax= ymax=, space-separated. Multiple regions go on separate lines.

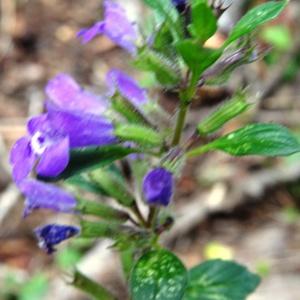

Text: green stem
xmin=72 ymin=270 xmax=116 ymax=300
xmin=172 ymin=102 xmax=189 ymax=146
xmin=132 ymin=202 xmax=148 ymax=228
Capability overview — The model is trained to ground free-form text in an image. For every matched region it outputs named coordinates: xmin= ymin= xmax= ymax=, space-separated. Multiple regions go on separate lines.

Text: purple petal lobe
xmin=10 ymin=136 xmax=35 ymax=183
xmin=77 ymin=22 xmax=105 ymax=44
xmin=106 ymin=69 xmax=148 ymax=106
xmin=143 ymin=168 xmax=174 ymax=206
xmin=48 ymin=110 xmax=117 ymax=147
xmin=46 ymin=73 xmax=107 ymax=115
xmin=27 ymin=114 xmax=50 ymax=136
xmin=77 ymin=1 xmax=137 ymax=54
xmin=36 ymin=136 xmax=70 ymax=177
xmin=20 ymin=179 xmax=77 ymax=217
xmin=35 ymin=224 xmax=80 ymax=254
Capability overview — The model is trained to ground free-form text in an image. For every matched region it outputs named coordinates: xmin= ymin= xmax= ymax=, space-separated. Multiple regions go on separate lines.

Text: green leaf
xmin=142 ymin=0 xmax=181 ymax=39
xmin=176 ymin=40 xmax=222 ymax=80
xmin=189 ymin=0 xmax=217 ymax=43
xmin=38 ymin=145 xmax=137 ymax=181
xmin=56 ymin=247 xmax=81 ymax=269
xmin=89 ymin=167 xmax=135 ymax=207
xmin=72 ymin=270 xmax=116 ymax=300
xmin=134 ymin=48 xmax=181 ymax=86
xmin=225 ymin=1 xmax=288 ymax=47
xmin=183 ymin=259 xmax=260 ymax=300
xmin=197 ymin=91 xmax=251 ymax=135
xmin=130 ymin=249 xmax=187 ymax=300
xmin=115 ymin=124 xmax=163 ymax=147
xmin=188 ymin=124 xmax=300 ymax=157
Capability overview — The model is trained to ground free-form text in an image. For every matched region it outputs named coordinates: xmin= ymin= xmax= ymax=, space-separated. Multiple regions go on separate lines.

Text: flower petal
xmin=77 ymin=21 xmax=105 ymax=44
xmin=20 ymin=179 xmax=77 ymax=217
xmin=27 ymin=114 xmax=51 ymax=136
xmin=45 ymin=73 xmax=108 ymax=115
xmin=36 ymin=136 xmax=70 ymax=177
xmin=34 ymin=224 xmax=80 ymax=254
xmin=106 ymin=69 xmax=148 ymax=106
xmin=103 ymin=1 xmax=138 ymax=54
xmin=10 ymin=136 xmax=35 ymax=183
xmin=143 ymin=168 xmax=174 ymax=206
xmin=48 ymin=110 xmax=117 ymax=147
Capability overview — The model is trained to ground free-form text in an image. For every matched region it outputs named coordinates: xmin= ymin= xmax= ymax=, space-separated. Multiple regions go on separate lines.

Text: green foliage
xmin=183 ymin=259 xmax=260 ymax=300
xmin=56 ymin=247 xmax=82 ymax=269
xmin=189 ymin=124 xmax=300 ymax=157
xmin=189 ymin=0 xmax=217 ymax=44
xmin=197 ymin=91 xmax=251 ymax=135
xmin=261 ymin=25 xmax=292 ymax=51
xmin=115 ymin=123 xmax=163 ymax=148
xmin=225 ymin=1 xmax=288 ymax=47
xmin=134 ymin=48 xmax=181 ymax=86
xmin=130 ymin=250 xmax=188 ymax=300
xmin=176 ymin=40 xmax=222 ymax=80
xmin=20 ymin=274 xmax=49 ymax=300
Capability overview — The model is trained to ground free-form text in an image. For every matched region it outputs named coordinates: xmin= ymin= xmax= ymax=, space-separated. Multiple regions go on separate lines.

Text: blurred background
xmin=0 ymin=0 xmax=300 ymax=299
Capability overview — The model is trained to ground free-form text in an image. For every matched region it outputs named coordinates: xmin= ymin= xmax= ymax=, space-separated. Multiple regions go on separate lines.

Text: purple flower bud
xmin=77 ymin=0 xmax=138 ymax=54
xmin=34 ymin=224 xmax=80 ymax=254
xmin=45 ymin=73 xmax=108 ymax=115
xmin=19 ymin=179 xmax=77 ymax=217
xmin=143 ymin=168 xmax=174 ymax=206
xmin=106 ymin=69 xmax=148 ymax=107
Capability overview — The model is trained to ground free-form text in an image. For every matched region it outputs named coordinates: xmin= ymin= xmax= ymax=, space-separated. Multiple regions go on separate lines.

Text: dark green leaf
xmin=225 ymin=1 xmax=288 ymax=46
xmin=38 ymin=145 xmax=137 ymax=181
xmin=189 ymin=0 xmax=217 ymax=43
xmin=176 ymin=40 xmax=222 ymax=79
xmin=188 ymin=124 xmax=300 ymax=157
xmin=131 ymin=249 xmax=187 ymax=300
xmin=183 ymin=259 xmax=260 ymax=300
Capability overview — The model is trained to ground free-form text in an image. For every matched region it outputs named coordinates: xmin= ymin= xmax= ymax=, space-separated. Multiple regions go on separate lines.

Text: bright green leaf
xmin=131 ymin=249 xmax=188 ymax=300
xmin=20 ymin=274 xmax=48 ymax=300
xmin=189 ymin=0 xmax=217 ymax=43
xmin=261 ymin=25 xmax=292 ymax=50
xmin=188 ymin=123 xmax=300 ymax=157
xmin=225 ymin=1 xmax=288 ymax=47
xmin=176 ymin=39 xmax=222 ymax=79
xmin=183 ymin=259 xmax=260 ymax=300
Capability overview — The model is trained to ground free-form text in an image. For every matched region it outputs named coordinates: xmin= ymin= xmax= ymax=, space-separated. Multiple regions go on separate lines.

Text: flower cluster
xmin=10 ymin=0 xmax=175 ymax=253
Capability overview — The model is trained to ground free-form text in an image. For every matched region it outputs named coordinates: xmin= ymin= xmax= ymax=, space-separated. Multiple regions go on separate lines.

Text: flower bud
xmin=143 ymin=168 xmax=174 ymax=206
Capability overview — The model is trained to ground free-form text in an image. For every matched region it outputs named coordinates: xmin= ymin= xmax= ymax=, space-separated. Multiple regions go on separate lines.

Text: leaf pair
xmin=131 ymin=250 xmax=260 ymax=300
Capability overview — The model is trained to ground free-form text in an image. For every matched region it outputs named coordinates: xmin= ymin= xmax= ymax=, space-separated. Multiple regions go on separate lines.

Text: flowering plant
xmin=10 ymin=0 xmax=294 ymax=299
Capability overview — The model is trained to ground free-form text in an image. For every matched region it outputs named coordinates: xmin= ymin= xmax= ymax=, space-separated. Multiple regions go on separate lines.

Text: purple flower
xmin=19 ymin=179 xmax=77 ymax=217
xmin=143 ymin=168 xmax=174 ymax=206
xmin=10 ymin=108 xmax=116 ymax=182
xmin=10 ymin=115 xmax=70 ymax=182
xmin=35 ymin=224 xmax=80 ymax=254
xmin=106 ymin=69 xmax=148 ymax=107
xmin=77 ymin=0 xmax=138 ymax=54
xmin=46 ymin=73 xmax=108 ymax=115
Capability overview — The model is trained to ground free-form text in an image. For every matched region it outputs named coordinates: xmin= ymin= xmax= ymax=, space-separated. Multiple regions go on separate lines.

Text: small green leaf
xmin=183 ymin=259 xmax=260 ymax=300
xmin=176 ymin=40 xmax=222 ymax=80
xmin=89 ymin=167 xmax=135 ymax=207
xmin=225 ymin=1 xmax=288 ymax=46
xmin=20 ymin=274 xmax=48 ymax=300
xmin=134 ymin=48 xmax=181 ymax=86
xmin=115 ymin=124 xmax=163 ymax=147
xmin=56 ymin=247 xmax=81 ymax=269
xmin=188 ymin=123 xmax=300 ymax=157
xmin=38 ymin=145 xmax=137 ymax=181
xmin=198 ymin=91 xmax=251 ymax=135
xmin=189 ymin=0 xmax=217 ymax=43
xmin=131 ymin=249 xmax=187 ymax=300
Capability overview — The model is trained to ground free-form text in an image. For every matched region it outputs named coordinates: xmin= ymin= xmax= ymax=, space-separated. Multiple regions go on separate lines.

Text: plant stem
xmin=132 ymin=202 xmax=148 ymax=228
xmin=172 ymin=102 xmax=189 ymax=146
